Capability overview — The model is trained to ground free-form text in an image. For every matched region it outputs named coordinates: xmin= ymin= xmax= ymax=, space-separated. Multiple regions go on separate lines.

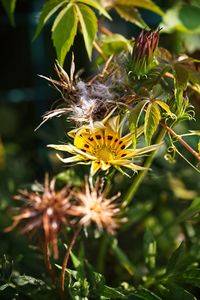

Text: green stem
xmin=97 ymin=233 xmax=110 ymax=273
xmin=123 ymin=127 xmax=165 ymax=207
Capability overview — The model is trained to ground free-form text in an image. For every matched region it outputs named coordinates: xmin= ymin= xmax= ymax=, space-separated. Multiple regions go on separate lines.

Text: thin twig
xmin=93 ymin=40 xmax=107 ymax=61
xmin=98 ymin=24 xmax=112 ymax=36
xmin=161 ymin=122 xmax=200 ymax=161
xmin=60 ymin=227 xmax=82 ymax=296
xmin=43 ymin=238 xmax=55 ymax=284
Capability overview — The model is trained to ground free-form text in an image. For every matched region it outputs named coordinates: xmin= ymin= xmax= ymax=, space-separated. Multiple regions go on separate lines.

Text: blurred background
xmin=1 ymin=0 xmax=200 ymax=283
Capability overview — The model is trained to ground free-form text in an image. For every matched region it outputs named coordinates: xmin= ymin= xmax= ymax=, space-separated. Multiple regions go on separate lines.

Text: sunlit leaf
xmin=173 ymin=63 xmax=189 ymax=90
xmin=77 ymin=0 xmax=111 ymax=19
xmin=33 ymin=0 xmax=67 ymax=39
xmin=75 ymin=3 xmax=97 ymax=60
xmin=155 ymin=100 xmax=175 ymax=118
xmin=113 ymin=0 xmax=164 ymax=16
xmin=52 ymin=4 xmax=78 ymax=66
xmin=1 ymin=0 xmax=16 ymax=25
xmin=129 ymin=100 xmax=148 ymax=148
xmin=161 ymin=4 xmax=200 ymax=33
xmin=115 ymin=5 xmax=147 ymax=28
xmin=97 ymin=34 xmax=131 ymax=64
xmin=144 ymin=102 xmax=161 ymax=145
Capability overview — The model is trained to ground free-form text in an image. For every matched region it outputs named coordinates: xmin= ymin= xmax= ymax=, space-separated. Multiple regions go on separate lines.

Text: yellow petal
xmin=47 ymin=144 xmax=76 ymax=154
xmin=56 ymin=154 xmax=83 ymax=163
xmin=101 ymin=160 xmax=111 ymax=171
xmin=90 ymin=161 xmax=101 ymax=176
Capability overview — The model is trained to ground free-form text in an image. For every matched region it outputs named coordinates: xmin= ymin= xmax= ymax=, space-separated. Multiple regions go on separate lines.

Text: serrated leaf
xmin=77 ymin=0 xmax=111 ymax=20
xmin=114 ymin=0 xmax=164 ymax=16
xmin=144 ymin=229 xmax=156 ymax=270
xmin=33 ymin=0 xmax=67 ymax=40
xmin=173 ymin=63 xmax=189 ymax=90
xmin=129 ymin=100 xmax=148 ymax=148
xmin=115 ymin=5 xmax=147 ymax=28
xmin=144 ymin=102 xmax=161 ymax=145
xmin=166 ymin=242 xmax=185 ymax=274
xmin=52 ymin=4 xmax=78 ymax=66
xmin=75 ymin=3 xmax=97 ymax=60
xmin=155 ymin=100 xmax=175 ymax=118
xmin=1 ymin=0 xmax=16 ymax=25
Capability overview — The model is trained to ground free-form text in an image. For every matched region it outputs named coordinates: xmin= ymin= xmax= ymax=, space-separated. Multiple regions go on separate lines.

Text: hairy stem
xmin=161 ymin=122 xmax=200 ymax=161
xmin=60 ymin=227 xmax=81 ymax=296
xmin=123 ymin=128 xmax=165 ymax=207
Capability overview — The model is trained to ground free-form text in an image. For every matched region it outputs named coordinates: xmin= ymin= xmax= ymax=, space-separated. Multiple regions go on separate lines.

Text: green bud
xmin=129 ymin=30 xmax=159 ymax=78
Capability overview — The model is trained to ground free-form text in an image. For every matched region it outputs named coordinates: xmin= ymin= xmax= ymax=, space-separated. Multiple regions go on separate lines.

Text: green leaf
xmin=173 ymin=63 xmax=189 ymax=91
xmin=115 ymin=5 xmax=147 ymax=28
xmin=33 ymin=0 xmax=67 ymax=40
xmin=135 ymin=287 xmax=162 ymax=300
xmin=97 ymin=34 xmax=131 ymax=64
xmin=77 ymin=0 xmax=111 ymax=20
xmin=179 ymin=4 xmax=200 ymax=31
xmin=144 ymin=102 xmax=161 ymax=145
xmin=52 ymin=4 xmax=78 ymax=66
xmin=0 ymin=283 xmax=15 ymax=291
xmin=174 ymin=197 xmax=200 ymax=224
xmin=102 ymin=285 xmax=126 ymax=298
xmin=179 ymin=268 xmax=200 ymax=288
xmin=1 ymin=0 xmax=16 ymax=25
xmin=165 ymin=282 xmax=197 ymax=300
xmin=111 ymin=238 xmax=135 ymax=276
xmin=114 ymin=0 xmax=164 ymax=16
xmin=166 ymin=242 xmax=185 ymax=274
xmin=161 ymin=4 xmax=200 ymax=34
xmin=143 ymin=229 xmax=156 ymax=270
xmin=75 ymin=3 xmax=97 ymax=60
xmin=129 ymin=100 xmax=148 ymax=148
xmin=13 ymin=275 xmax=45 ymax=286
xmin=155 ymin=100 xmax=175 ymax=118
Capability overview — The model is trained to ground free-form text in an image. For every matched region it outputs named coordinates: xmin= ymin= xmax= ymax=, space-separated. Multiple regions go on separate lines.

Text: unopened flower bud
xmin=129 ymin=30 xmax=159 ymax=78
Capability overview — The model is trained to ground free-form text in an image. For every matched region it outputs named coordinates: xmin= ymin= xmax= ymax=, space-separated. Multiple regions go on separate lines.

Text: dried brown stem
xmin=43 ymin=238 xmax=55 ymax=284
xmin=60 ymin=227 xmax=82 ymax=297
xmin=98 ymin=24 xmax=112 ymax=36
xmin=93 ymin=40 xmax=107 ymax=61
xmin=161 ymin=122 xmax=200 ymax=161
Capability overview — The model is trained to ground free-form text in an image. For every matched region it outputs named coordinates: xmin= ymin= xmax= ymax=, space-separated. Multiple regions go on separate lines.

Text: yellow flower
xmin=48 ymin=115 xmax=159 ymax=176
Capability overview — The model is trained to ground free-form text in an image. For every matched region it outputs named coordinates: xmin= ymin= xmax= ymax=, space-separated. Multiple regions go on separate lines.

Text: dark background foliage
xmin=1 ymin=0 xmax=200 ymax=299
